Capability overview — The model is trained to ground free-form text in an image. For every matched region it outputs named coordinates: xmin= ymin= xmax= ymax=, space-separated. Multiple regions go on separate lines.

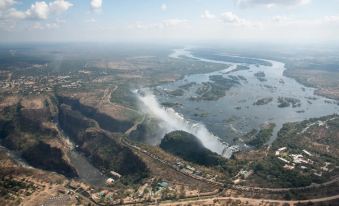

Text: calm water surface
xmin=155 ymin=48 xmax=339 ymax=144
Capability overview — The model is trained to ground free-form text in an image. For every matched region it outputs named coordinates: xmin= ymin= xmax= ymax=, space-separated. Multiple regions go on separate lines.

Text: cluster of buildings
xmin=275 ymin=147 xmax=333 ymax=177
xmin=233 ymin=169 xmax=254 ymax=184
xmin=0 ymin=72 xmax=83 ymax=95
xmin=175 ymin=161 xmax=200 ymax=176
xmin=91 ymin=189 xmax=120 ymax=204
xmin=105 ymin=170 xmax=122 ymax=186
xmin=174 ymin=160 xmax=220 ymax=184
xmin=92 ymin=179 xmax=177 ymax=205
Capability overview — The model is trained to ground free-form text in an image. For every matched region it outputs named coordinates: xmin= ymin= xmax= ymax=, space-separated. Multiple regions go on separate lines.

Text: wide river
xmin=141 ymin=48 xmax=338 ymax=156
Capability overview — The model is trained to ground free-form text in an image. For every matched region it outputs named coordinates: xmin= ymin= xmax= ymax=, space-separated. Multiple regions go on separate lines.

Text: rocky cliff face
xmin=58 ymin=103 xmax=149 ymax=184
xmin=160 ymin=130 xmax=223 ymax=166
xmin=22 ymin=141 xmax=78 ymax=178
xmin=0 ymin=96 xmax=78 ymax=178
xmin=0 ymin=94 xmax=149 ymax=183
xmin=57 ymin=95 xmax=133 ymax=133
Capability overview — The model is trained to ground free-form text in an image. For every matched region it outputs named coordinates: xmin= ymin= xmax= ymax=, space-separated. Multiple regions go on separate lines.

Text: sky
xmin=0 ymin=0 xmax=339 ymax=44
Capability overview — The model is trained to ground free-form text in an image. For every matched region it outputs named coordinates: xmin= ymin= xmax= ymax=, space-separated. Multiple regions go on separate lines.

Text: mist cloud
xmin=136 ymin=90 xmax=228 ymax=155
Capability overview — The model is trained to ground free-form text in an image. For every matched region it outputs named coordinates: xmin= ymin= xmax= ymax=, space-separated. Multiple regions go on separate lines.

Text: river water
xmin=140 ymin=48 xmax=338 ymax=156
xmin=68 ymin=150 xmax=107 ymax=187
xmin=59 ymin=127 xmax=107 ymax=187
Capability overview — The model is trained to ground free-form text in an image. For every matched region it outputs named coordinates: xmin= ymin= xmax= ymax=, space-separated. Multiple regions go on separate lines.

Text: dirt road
xmin=154 ymin=193 xmax=339 ymax=206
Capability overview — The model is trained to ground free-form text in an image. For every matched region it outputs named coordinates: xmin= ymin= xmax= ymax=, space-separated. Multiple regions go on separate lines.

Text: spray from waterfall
xmin=135 ymin=89 xmax=238 ymax=157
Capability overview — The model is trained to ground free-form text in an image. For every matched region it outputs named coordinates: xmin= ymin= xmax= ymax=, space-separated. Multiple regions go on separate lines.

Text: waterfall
xmin=136 ymin=89 xmax=238 ymax=157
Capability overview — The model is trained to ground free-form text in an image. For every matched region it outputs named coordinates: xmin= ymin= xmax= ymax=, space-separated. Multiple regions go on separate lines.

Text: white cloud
xmin=6 ymin=8 xmax=26 ymax=19
xmin=0 ymin=0 xmax=16 ymax=10
xmin=236 ymin=0 xmax=311 ymax=8
xmin=130 ymin=18 xmax=189 ymax=30
xmin=49 ymin=0 xmax=73 ymax=13
xmin=90 ymin=0 xmax=102 ymax=10
xmin=200 ymin=10 xmax=261 ymax=27
xmin=31 ymin=22 xmax=44 ymax=30
xmin=0 ymin=0 xmax=72 ymax=32
xmin=25 ymin=1 xmax=50 ymax=19
xmin=1 ymin=0 xmax=73 ymax=20
xmin=161 ymin=3 xmax=167 ymax=11
xmin=162 ymin=18 xmax=188 ymax=27
xmin=30 ymin=21 xmax=60 ymax=30
xmin=0 ymin=0 xmax=15 ymax=11
xmin=221 ymin=12 xmax=246 ymax=24
xmin=220 ymin=11 xmax=261 ymax=27
xmin=201 ymin=10 xmax=216 ymax=19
